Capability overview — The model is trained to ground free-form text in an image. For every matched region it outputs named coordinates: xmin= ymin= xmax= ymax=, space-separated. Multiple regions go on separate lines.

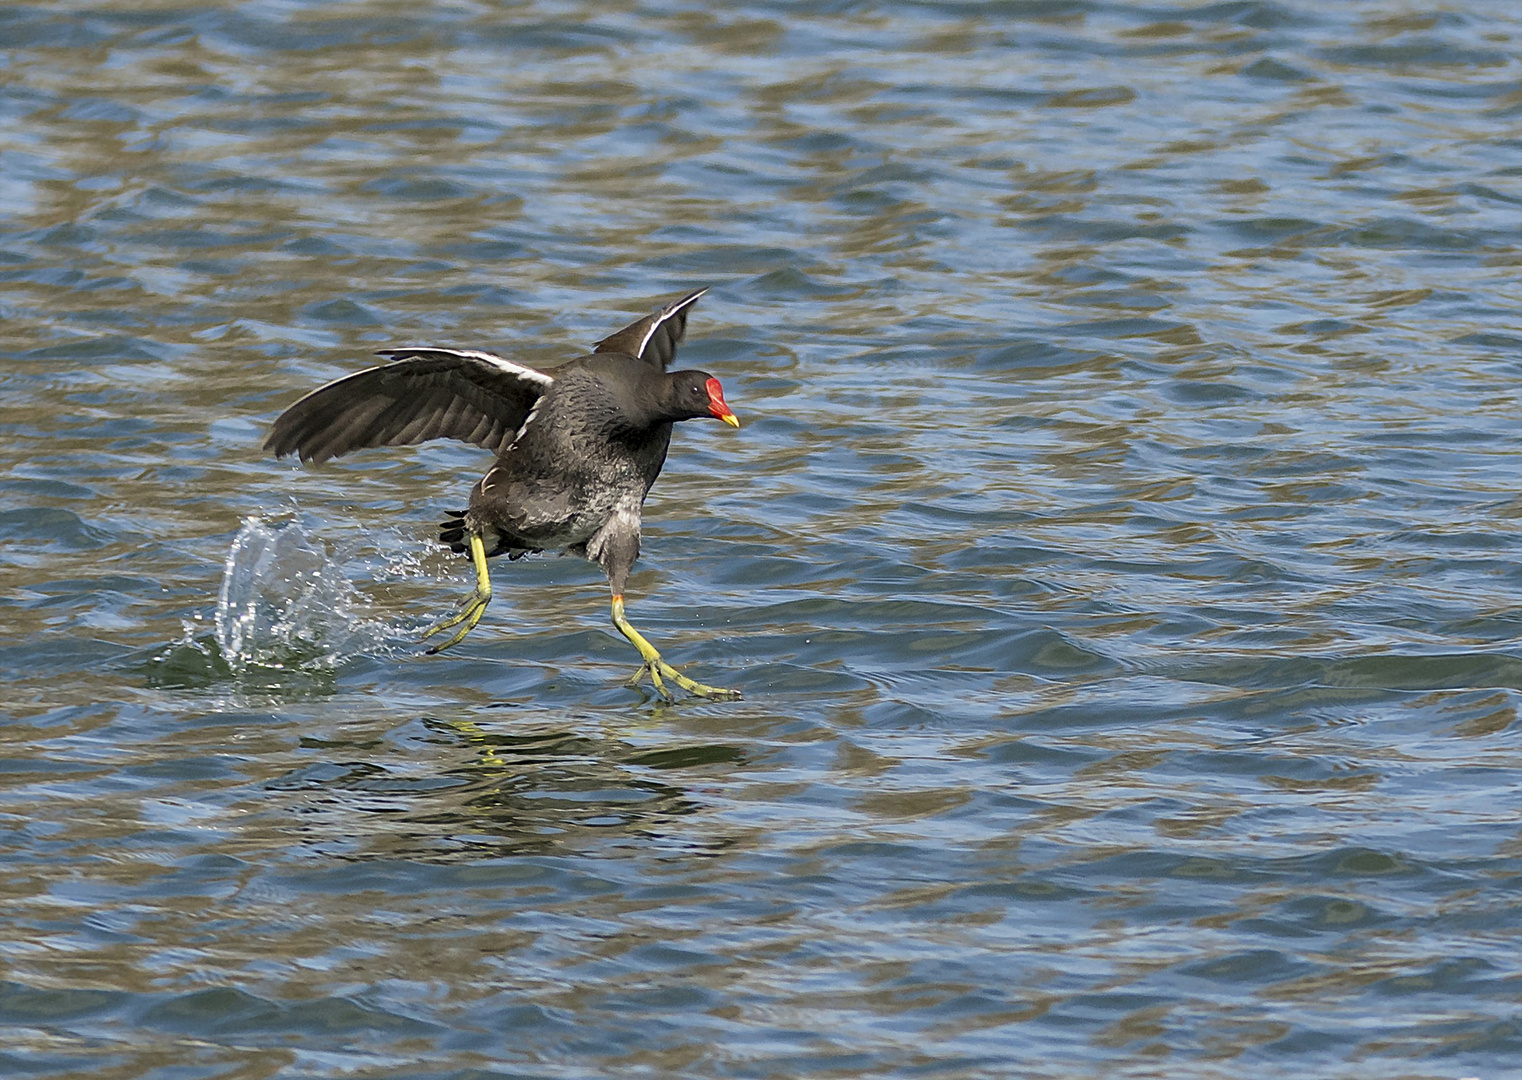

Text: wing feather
xmin=265 ymin=348 xmax=554 ymax=464
xmin=592 ymin=288 xmax=707 ymax=371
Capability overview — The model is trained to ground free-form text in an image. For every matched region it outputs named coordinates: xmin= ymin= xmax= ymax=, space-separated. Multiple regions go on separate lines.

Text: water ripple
xmin=5 ymin=0 xmax=1522 ymax=1076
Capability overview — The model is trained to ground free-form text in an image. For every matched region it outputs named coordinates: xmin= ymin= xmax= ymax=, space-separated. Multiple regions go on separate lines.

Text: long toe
xmin=625 ymin=662 xmax=655 ymax=690
xmin=610 ymin=596 xmax=739 ymax=701
xmin=422 ymin=589 xmax=490 ymax=654
xmin=421 ymin=589 xmax=481 ymax=638
xmin=655 ymin=659 xmax=741 ymax=701
xmin=641 ymin=661 xmax=675 ymax=701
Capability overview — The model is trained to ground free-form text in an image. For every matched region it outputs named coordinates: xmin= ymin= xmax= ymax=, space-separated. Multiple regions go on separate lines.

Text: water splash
xmin=149 ymin=513 xmax=437 ymax=689
xmin=214 ymin=513 xmax=394 ymax=674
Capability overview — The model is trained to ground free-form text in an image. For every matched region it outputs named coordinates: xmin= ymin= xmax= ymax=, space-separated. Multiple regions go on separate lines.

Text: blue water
xmin=5 ymin=1 xmax=1522 ymax=1076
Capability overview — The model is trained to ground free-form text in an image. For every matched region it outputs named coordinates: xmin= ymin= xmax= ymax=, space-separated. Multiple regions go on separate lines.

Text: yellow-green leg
xmin=423 ymin=532 xmax=493 ymax=654
xmin=611 ymin=594 xmax=740 ymax=701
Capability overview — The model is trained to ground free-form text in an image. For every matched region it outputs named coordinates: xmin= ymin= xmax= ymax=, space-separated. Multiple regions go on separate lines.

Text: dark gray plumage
xmin=264 ymin=288 xmax=742 ymax=700
xmin=264 ymin=347 xmax=553 ymax=464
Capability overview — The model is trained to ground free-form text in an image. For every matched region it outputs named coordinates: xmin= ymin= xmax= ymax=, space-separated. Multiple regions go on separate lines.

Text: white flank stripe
xmin=506 ymin=398 xmax=544 ymax=452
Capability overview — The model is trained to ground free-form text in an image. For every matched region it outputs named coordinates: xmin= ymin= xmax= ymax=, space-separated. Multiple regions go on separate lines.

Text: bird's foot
xmin=422 ymin=586 xmax=491 ymax=654
xmin=611 ymin=593 xmax=740 ymax=702
xmin=628 ymin=657 xmax=742 ymax=702
xmin=423 ymin=531 xmax=494 ymax=655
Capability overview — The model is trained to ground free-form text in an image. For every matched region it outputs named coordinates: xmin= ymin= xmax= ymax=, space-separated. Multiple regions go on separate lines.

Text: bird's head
xmin=665 ymin=370 xmax=740 ymax=428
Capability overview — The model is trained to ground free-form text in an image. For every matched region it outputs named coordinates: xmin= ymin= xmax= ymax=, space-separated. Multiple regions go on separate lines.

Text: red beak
xmin=706 ymin=377 xmax=740 ymax=428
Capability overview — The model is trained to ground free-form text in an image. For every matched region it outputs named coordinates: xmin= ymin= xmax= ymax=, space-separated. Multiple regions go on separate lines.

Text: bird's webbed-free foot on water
xmin=423 ymin=532 xmax=493 ymax=654
xmin=611 ymin=595 xmax=741 ymax=702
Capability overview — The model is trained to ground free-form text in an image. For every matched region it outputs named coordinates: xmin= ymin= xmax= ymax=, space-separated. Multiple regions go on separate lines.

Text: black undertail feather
xmin=438 ymin=509 xmax=468 ymax=553
xmin=439 ymin=509 xmax=541 ymax=560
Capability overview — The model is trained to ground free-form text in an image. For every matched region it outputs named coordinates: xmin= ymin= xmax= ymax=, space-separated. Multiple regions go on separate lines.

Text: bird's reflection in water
xmin=268 ymin=715 xmax=749 ymax=861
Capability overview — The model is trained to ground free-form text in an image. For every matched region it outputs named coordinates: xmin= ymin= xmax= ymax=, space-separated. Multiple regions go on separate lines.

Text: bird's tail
xmin=438 ymin=510 xmax=468 ymax=554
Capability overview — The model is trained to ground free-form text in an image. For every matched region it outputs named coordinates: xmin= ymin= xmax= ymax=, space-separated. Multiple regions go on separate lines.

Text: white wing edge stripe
xmin=382 ymin=347 xmax=556 ymax=386
xmin=635 ymin=287 xmax=708 ymax=360
xmin=471 ymin=350 xmax=556 ymax=386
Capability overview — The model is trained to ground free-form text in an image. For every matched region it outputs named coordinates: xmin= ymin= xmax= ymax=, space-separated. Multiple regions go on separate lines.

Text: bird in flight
xmin=265 ymin=289 xmax=742 ymax=701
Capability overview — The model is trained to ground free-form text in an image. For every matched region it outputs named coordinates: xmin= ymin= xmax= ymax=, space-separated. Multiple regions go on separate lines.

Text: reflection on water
xmin=5 ymin=0 xmax=1522 ymax=1076
xmin=269 ymin=717 xmax=750 ymax=861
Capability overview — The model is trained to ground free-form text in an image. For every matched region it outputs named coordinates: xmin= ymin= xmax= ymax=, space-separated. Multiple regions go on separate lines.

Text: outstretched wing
xmin=592 ymin=288 xmax=707 ymax=371
xmin=265 ymin=348 xmax=554 ymax=464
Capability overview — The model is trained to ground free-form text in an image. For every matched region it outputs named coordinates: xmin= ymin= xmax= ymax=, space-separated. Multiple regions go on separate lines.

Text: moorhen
xmin=264 ymin=288 xmax=742 ymax=700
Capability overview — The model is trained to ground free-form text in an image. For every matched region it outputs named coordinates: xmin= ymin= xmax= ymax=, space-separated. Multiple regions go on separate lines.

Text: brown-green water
xmin=6 ymin=2 xmax=1522 ymax=1077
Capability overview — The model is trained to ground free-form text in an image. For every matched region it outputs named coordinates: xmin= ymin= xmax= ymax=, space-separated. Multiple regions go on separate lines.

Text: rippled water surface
xmin=6 ymin=1 xmax=1522 ymax=1076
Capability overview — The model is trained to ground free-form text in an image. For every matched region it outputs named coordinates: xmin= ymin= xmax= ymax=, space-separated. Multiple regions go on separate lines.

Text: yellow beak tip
xmin=721 ymin=413 xmax=741 ymax=429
